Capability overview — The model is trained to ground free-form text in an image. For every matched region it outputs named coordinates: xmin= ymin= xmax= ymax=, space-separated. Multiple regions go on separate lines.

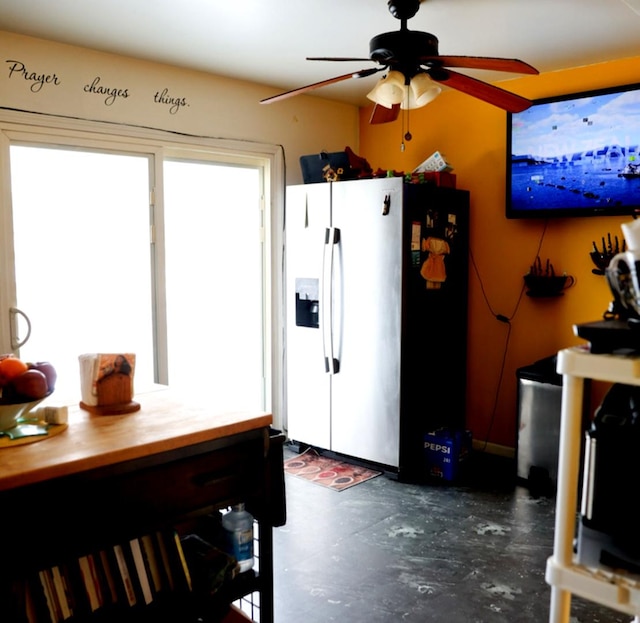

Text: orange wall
xmin=359 ymin=58 xmax=640 ymax=453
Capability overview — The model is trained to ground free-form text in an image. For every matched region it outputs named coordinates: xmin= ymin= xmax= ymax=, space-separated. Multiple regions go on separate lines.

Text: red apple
xmin=28 ymin=361 xmax=57 ymax=392
xmin=0 ymin=382 xmax=19 ymax=403
xmin=8 ymin=369 xmax=49 ymax=400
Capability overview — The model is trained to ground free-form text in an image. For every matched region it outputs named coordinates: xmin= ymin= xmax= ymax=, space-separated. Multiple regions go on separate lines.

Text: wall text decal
xmin=4 ymin=58 xmax=194 ymax=117
xmin=84 ymin=76 xmax=129 ymax=106
xmin=154 ymin=88 xmax=188 ymax=114
xmin=5 ymin=59 xmax=61 ymax=92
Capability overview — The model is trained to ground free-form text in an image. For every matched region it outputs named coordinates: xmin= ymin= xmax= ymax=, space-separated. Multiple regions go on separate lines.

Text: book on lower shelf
xmin=96 ymin=548 xmax=119 ymax=609
xmin=140 ymin=533 xmax=164 ymax=597
xmin=100 ymin=546 xmax=129 ymax=608
xmin=38 ymin=568 xmax=61 ymax=622
xmin=62 ymin=558 xmax=89 ymax=619
xmin=11 ymin=519 xmax=261 ymax=622
xmin=112 ymin=544 xmax=138 ymax=608
xmin=77 ymin=554 xmax=103 ymax=613
xmin=50 ymin=566 xmax=72 ymax=621
xmin=128 ymin=537 xmax=154 ymax=606
xmin=154 ymin=529 xmax=176 ymax=593
xmin=155 ymin=528 xmax=193 ymax=594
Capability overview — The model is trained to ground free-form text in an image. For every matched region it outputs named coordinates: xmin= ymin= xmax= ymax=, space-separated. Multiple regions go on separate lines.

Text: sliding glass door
xmin=163 ymin=159 xmax=265 ymax=411
xmin=9 ymin=144 xmax=155 ymax=402
xmin=6 ymin=141 xmax=268 ymax=412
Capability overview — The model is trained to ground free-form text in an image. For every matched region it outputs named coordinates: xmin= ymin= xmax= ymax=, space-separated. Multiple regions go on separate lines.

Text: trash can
xmin=516 ymin=355 xmax=563 ymax=494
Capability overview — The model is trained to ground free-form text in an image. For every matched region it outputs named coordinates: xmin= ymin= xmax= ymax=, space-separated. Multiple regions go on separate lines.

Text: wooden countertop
xmin=0 ymin=389 xmax=272 ymax=492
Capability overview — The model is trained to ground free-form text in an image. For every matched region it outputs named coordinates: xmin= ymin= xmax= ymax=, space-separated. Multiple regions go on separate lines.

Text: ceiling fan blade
xmin=428 ymin=68 xmax=533 ymax=113
xmin=307 ymin=56 xmax=373 ymax=62
xmin=370 ymin=103 xmax=401 ymax=124
xmin=422 ymin=56 xmax=539 ymax=75
xmin=260 ymin=67 xmax=382 ymax=105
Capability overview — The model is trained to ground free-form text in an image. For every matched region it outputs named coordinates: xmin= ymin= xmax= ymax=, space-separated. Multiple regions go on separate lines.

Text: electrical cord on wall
xmin=469 ymin=218 xmax=549 ymax=450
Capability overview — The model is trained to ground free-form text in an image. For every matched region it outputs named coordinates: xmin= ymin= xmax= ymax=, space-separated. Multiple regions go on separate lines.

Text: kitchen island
xmin=0 ymin=390 xmax=286 ymax=622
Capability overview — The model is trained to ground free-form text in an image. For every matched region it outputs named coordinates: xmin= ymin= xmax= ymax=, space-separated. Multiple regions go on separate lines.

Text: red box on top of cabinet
xmin=405 ymin=171 xmax=457 ymax=187
xmin=423 ymin=172 xmax=457 ymax=188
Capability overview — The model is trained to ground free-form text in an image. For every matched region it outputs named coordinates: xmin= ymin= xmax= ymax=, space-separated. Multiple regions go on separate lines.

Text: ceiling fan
xmin=260 ymin=0 xmax=539 ymax=124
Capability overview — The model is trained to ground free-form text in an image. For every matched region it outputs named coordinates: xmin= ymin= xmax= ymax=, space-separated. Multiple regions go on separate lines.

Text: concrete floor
xmin=272 ymin=445 xmax=633 ymax=623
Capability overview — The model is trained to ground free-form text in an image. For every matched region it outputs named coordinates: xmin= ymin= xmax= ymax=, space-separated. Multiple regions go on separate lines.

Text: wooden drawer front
xmin=0 ymin=436 xmax=266 ymax=566
xmin=111 ymin=443 xmax=264 ymax=521
xmin=85 ymin=438 xmax=266 ymax=534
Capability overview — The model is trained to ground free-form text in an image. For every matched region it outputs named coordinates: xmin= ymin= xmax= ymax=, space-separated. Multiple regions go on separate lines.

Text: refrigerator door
xmin=285 ymin=184 xmax=331 ymax=448
xmin=329 ymin=177 xmax=403 ymax=467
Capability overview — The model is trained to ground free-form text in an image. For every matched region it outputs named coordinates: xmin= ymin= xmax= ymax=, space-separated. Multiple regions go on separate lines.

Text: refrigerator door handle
xmin=323 ymin=226 xmax=340 ymax=374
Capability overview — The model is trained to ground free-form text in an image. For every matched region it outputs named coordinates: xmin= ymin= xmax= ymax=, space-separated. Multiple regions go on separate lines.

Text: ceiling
xmin=2 ymin=0 xmax=640 ymax=108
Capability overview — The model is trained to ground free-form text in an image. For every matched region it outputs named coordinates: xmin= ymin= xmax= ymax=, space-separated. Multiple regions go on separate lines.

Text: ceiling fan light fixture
xmin=261 ymin=0 xmax=537 ymax=117
xmin=366 ymin=70 xmax=406 ymax=108
xmin=401 ymin=74 xmax=441 ymax=109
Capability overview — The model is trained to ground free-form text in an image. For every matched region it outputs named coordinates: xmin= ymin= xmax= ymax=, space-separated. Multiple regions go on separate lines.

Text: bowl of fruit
xmin=0 ymin=355 xmax=56 ymax=431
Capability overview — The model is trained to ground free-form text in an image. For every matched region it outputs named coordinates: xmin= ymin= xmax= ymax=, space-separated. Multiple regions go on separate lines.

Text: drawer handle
xmin=192 ymin=468 xmax=239 ymax=488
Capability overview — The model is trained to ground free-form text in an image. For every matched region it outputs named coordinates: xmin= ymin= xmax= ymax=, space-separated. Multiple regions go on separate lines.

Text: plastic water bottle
xmin=222 ymin=503 xmax=254 ymax=572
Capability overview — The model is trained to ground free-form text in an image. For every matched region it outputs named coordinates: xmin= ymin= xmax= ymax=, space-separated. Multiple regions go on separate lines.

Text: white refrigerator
xmin=284 ymin=177 xmax=469 ymax=476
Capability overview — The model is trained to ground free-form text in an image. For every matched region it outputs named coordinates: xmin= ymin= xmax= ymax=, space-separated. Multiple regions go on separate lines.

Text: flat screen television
xmin=506 ymin=82 xmax=640 ymax=219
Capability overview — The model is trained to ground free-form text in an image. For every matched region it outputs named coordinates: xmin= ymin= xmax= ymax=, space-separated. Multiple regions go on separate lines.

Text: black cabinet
xmin=401 ymin=184 xmax=470 ymax=479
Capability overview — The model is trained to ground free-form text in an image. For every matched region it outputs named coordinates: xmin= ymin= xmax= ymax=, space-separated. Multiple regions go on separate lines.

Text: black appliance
xmin=574 ymin=243 xmax=640 ymax=353
xmin=576 ymin=383 xmax=640 ymax=573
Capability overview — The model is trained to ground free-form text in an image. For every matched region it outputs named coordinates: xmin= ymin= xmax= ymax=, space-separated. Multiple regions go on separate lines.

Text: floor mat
xmin=284 ymin=448 xmax=382 ymax=491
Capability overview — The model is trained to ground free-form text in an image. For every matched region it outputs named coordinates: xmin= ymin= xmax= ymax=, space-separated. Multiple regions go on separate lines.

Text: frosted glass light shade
xmin=366 ymin=71 xmax=406 ymax=108
xmin=368 ymin=71 xmax=441 ymax=110
xmin=401 ymin=73 xmax=441 ymax=110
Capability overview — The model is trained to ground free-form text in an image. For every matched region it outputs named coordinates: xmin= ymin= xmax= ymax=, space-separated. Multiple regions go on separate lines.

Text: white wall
xmin=0 ymin=30 xmax=359 ymax=185
xmin=0 ymin=29 xmax=361 ymax=428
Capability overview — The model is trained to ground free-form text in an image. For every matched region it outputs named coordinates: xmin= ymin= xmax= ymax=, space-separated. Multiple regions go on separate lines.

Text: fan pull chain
xmin=401 ymin=107 xmax=412 ymax=151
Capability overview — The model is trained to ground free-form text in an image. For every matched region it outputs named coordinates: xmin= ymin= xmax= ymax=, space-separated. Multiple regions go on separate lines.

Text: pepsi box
xmin=424 ymin=428 xmax=472 ymax=481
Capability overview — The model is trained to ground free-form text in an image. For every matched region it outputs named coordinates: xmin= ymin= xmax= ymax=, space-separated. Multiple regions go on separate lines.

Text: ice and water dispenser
xmin=295 ymin=278 xmax=319 ymax=328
